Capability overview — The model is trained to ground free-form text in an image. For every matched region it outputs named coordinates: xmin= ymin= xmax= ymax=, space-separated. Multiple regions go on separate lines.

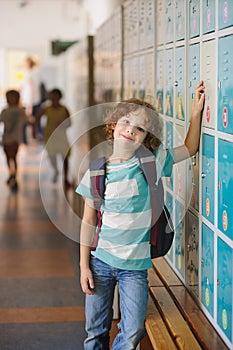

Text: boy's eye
xmin=137 ymin=126 xmax=145 ymax=133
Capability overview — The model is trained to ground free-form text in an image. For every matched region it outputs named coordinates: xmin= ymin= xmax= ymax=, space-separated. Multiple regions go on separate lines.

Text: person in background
xmin=76 ymin=81 xmax=205 ymax=349
xmin=20 ymin=56 xmax=42 ymax=143
xmin=0 ymin=90 xmax=28 ymax=191
xmin=35 ymin=88 xmax=71 ymax=188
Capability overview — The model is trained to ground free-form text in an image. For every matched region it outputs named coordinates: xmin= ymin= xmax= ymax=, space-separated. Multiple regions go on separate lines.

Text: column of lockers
xmin=123 ymin=0 xmax=155 ymax=103
xmin=156 ymin=1 xmax=233 ymax=348
xmin=94 ymin=7 xmax=122 ymax=104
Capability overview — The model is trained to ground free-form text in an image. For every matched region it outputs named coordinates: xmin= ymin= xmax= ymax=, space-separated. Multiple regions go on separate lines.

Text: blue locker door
xmin=165 ymin=0 xmax=174 ymax=43
xmin=165 ymin=121 xmax=173 ymax=190
xmin=175 ymin=46 xmax=185 ymax=121
xmin=201 ymin=223 xmax=214 ymax=317
xmin=189 ymin=153 xmax=199 ymax=212
xmin=155 ymin=50 xmax=164 ymax=114
xmin=188 ymin=43 xmax=200 ymax=120
xmin=218 ymin=139 xmax=233 ymax=239
xmin=175 ymin=0 xmax=185 ymax=41
xmin=202 ymin=0 xmax=215 ymax=34
xmin=165 ymin=49 xmax=174 ymax=117
xmin=219 ymin=0 xmax=233 ymax=29
xmin=218 ymin=35 xmax=233 ymax=134
xmin=186 ymin=211 xmax=199 ymax=296
xmin=201 ymin=134 xmax=215 ymax=224
xmin=165 ymin=192 xmax=174 ymax=262
xmin=189 ymin=0 xmax=200 ymax=38
xmin=217 ymin=237 xmax=232 ymax=341
xmin=175 ymin=199 xmax=185 ymax=277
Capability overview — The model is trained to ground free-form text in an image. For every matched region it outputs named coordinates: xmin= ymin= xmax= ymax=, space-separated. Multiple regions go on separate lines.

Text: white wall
xmin=0 ymin=0 xmax=122 ymax=99
xmin=0 ymin=0 xmax=122 ymax=62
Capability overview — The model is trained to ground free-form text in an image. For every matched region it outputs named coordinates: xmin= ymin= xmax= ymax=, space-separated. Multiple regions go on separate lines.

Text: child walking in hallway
xmin=76 ymin=81 xmax=205 ymax=350
xmin=35 ymin=88 xmax=71 ymax=188
xmin=0 ymin=90 xmax=28 ymax=191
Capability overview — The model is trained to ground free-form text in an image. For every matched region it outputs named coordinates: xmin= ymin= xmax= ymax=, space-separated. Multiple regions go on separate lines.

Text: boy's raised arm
xmin=173 ymin=80 xmax=205 ymax=163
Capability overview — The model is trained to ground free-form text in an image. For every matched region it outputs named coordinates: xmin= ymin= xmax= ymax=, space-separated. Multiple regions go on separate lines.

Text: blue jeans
xmin=84 ymin=256 xmax=148 ymax=350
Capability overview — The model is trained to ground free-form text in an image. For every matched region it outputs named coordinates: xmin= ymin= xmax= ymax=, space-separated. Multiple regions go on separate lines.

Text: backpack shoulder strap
xmin=89 ymin=156 xmax=106 ymax=209
xmin=136 ymin=146 xmax=165 ymax=240
xmin=89 ymin=157 xmax=106 ymax=251
xmin=136 ymin=146 xmax=157 ymax=187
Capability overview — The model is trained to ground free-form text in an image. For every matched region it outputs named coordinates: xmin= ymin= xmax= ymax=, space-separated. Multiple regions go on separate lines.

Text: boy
xmin=0 ymin=90 xmax=28 ymax=191
xmin=76 ymin=81 xmax=205 ymax=349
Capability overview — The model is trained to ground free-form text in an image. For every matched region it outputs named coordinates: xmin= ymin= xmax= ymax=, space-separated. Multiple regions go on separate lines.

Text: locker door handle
xmin=174 ymin=81 xmax=178 ymax=87
xmin=192 ymin=155 xmax=196 ymax=166
xmin=201 ymin=172 xmax=206 ymax=179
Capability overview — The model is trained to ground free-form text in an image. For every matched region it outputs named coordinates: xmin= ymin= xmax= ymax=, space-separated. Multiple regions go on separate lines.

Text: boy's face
xmin=114 ymin=111 xmax=148 ymax=146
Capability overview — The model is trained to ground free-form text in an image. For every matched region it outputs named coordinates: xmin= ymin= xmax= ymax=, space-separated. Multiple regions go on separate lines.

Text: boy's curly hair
xmin=104 ymin=98 xmax=163 ymax=151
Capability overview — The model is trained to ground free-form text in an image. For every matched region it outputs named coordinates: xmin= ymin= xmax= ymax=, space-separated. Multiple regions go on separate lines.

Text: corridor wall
xmin=93 ymin=1 xmax=233 ymax=347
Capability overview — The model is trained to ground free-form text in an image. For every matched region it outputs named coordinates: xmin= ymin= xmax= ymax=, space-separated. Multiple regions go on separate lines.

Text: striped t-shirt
xmin=76 ymin=149 xmax=174 ymax=271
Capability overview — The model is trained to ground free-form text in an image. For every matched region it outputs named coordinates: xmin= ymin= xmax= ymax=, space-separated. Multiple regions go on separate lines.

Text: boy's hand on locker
xmin=192 ymin=80 xmax=205 ymax=117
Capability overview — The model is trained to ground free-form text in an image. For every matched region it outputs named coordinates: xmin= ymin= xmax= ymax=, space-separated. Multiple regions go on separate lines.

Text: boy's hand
xmin=192 ymin=80 xmax=205 ymax=117
xmin=80 ymin=267 xmax=95 ymax=295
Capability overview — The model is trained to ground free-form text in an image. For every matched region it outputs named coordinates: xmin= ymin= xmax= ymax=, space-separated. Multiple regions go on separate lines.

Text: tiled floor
xmin=0 ymin=142 xmax=86 ymax=349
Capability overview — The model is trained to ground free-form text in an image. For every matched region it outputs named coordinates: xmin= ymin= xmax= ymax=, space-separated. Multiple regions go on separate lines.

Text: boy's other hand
xmin=80 ymin=268 xmax=95 ymax=295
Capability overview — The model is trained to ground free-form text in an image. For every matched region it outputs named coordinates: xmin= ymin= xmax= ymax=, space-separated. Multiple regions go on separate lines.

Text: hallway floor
xmin=0 ymin=142 xmax=86 ymax=349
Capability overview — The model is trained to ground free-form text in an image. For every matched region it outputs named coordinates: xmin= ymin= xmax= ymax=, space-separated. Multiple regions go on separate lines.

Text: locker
xmin=188 ymin=43 xmax=200 ymax=121
xmin=165 ymin=191 xmax=174 ymax=262
xmin=131 ymin=0 xmax=139 ymax=53
xmin=165 ymin=121 xmax=173 ymax=190
xmin=175 ymin=0 xmax=185 ymax=41
xmin=186 ymin=211 xmax=199 ymax=296
xmin=174 ymin=124 xmax=185 ymax=199
xmin=145 ymin=0 xmax=154 ymax=48
xmin=175 ymin=46 xmax=185 ymax=121
xmin=155 ymin=50 xmax=164 ymax=114
xmin=218 ymin=139 xmax=233 ymax=239
xmin=188 ymin=153 xmax=199 ymax=212
xmin=201 ymin=40 xmax=216 ymax=129
xmin=123 ymin=58 xmax=130 ymax=99
xmin=201 ymin=134 xmax=215 ymax=224
xmin=112 ymin=59 xmax=121 ymax=101
xmin=218 ymin=35 xmax=233 ymax=134
xmin=201 ymin=223 xmax=214 ymax=317
xmin=145 ymin=52 xmax=154 ymax=102
xmin=189 ymin=0 xmax=200 ymax=38
xmin=165 ymin=0 xmax=174 ymax=43
xmin=217 ymin=237 xmax=232 ymax=341
xmin=175 ymin=199 xmax=185 ymax=277
xmin=218 ymin=0 xmax=233 ymax=29
xmin=139 ymin=0 xmax=146 ymax=50
xmin=156 ymin=0 xmax=165 ymax=46
xmin=164 ymin=49 xmax=174 ymax=117
xmin=112 ymin=9 xmax=122 ymax=57
xmin=131 ymin=56 xmax=139 ymax=98
xmin=202 ymin=0 xmax=215 ymax=34
xmin=139 ymin=55 xmax=146 ymax=100
xmin=123 ymin=2 xmax=131 ymax=55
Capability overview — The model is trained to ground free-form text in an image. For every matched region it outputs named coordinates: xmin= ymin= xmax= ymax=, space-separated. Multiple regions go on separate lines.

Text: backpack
xmin=89 ymin=146 xmax=174 ymax=259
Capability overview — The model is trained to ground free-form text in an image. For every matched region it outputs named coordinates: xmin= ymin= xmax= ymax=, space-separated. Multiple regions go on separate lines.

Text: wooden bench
xmin=142 ymin=257 xmax=229 ymax=350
